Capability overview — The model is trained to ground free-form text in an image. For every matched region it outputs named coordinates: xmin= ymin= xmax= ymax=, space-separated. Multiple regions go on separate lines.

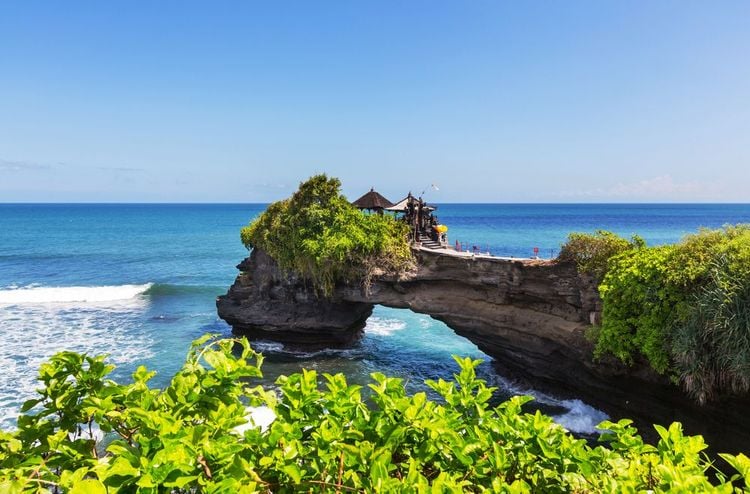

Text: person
xmin=417 ymin=199 xmax=424 ymax=234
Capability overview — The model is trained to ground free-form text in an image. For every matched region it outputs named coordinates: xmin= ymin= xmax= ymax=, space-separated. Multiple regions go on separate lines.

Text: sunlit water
xmin=2 ymin=203 xmax=749 ymax=433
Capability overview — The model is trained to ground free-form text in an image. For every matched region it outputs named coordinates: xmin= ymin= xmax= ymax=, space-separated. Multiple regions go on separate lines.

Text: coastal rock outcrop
xmin=217 ymin=250 xmax=373 ymax=347
xmin=218 ymin=247 xmax=600 ymax=360
xmin=217 ymin=247 xmax=750 ymax=452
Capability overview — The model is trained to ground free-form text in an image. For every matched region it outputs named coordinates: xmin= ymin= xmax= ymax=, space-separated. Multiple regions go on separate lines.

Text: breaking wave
xmin=143 ymin=283 xmax=225 ymax=297
xmin=365 ymin=316 xmax=407 ymax=336
xmin=488 ymin=374 xmax=609 ymax=435
xmin=250 ymin=340 xmax=364 ymax=360
xmin=0 ymin=284 xmax=156 ymax=428
xmin=550 ymin=399 xmax=609 ymax=435
xmin=0 ymin=283 xmax=153 ymax=305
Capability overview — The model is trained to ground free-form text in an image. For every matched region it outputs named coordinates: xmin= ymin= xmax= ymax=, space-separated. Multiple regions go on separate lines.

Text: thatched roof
xmin=385 ymin=194 xmax=436 ymax=212
xmin=352 ymin=188 xmax=394 ymax=210
xmin=385 ymin=196 xmax=409 ymax=212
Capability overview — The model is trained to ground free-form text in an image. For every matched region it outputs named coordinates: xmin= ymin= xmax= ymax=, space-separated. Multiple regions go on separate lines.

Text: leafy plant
xmin=596 ymin=245 xmax=680 ymax=373
xmin=241 ymin=175 xmax=414 ymax=296
xmin=673 ymin=257 xmax=750 ymax=404
xmin=574 ymin=225 xmax=750 ymax=402
xmin=558 ymin=230 xmax=644 ymax=280
xmin=1 ymin=336 xmax=747 ymax=492
xmin=666 ymin=225 xmax=750 ymax=288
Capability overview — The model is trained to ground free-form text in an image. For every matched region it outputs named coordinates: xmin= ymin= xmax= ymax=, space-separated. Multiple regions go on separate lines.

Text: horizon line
xmin=2 ymin=201 xmax=750 ymax=206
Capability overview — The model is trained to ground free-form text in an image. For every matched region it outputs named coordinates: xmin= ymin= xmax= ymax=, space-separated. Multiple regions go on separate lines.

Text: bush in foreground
xmin=1 ymin=336 xmax=748 ymax=492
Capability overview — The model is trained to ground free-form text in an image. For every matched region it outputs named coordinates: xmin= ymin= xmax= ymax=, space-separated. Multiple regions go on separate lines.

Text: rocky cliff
xmin=217 ymin=247 xmax=750 ymax=453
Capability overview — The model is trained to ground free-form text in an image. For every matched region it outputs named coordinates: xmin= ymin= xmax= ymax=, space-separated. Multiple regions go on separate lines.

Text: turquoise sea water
xmin=2 ymin=203 xmax=750 ymax=432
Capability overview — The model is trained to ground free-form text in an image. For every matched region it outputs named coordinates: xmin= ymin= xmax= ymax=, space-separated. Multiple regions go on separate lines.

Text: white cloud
xmin=558 ymin=175 xmax=724 ymax=201
xmin=0 ymin=159 xmax=53 ymax=172
xmin=96 ymin=166 xmax=145 ymax=173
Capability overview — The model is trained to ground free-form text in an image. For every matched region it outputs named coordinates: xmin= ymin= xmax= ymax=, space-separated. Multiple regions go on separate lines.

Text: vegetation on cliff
xmin=2 ymin=335 xmax=749 ymax=492
xmin=560 ymin=225 xmax=750 ymax=403
xmin=558 ymin=230 xmax=645 ymax=280
xmin=241 ymin=175 xmax=413 ymax=296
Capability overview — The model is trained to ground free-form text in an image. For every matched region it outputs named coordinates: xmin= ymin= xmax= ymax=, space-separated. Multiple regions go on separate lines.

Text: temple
xmin=351 ymin=189 xmax=448 ymax=249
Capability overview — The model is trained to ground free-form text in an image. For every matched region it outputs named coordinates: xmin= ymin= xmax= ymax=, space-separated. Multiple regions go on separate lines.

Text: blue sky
xmin=1 ymin=1 xmax=748 ymax=202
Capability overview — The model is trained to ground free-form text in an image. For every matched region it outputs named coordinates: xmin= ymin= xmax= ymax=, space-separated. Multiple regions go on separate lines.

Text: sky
xmin=1 ymin=1 xmax=748 ymax=203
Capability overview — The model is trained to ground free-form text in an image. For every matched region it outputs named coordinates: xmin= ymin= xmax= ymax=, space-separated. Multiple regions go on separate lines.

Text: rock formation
xmin=218 ymin=247 xmax=750 ymax=453
xmin=217 ymin=249 xmax=373 ymax=347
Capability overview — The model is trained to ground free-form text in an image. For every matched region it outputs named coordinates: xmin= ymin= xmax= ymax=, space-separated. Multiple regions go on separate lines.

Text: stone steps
xmin=417 ymin=233 xmax=442 ymax=249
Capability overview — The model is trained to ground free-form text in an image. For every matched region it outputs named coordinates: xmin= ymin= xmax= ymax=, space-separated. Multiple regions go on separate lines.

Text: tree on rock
xmin=241 ymin=174 xmax=414 ymax=296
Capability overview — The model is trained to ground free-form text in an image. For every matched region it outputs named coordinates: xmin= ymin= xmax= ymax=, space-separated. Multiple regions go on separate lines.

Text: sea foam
xmin=551 ymin=398 xmax=609 ymax=435
xmin=0 ymin=283 xmax=153 ymax=305
xmin=488 ymin=374 xmax=609 ymax=435
xmin=365 ymin=316 xmax=407 ymax=336
xmin=0 ymin=284 xmax=156 ymax=429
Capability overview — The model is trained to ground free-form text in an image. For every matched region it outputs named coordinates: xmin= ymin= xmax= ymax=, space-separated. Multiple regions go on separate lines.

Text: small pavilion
xmin=386 ymin=192 xmax=436 ymax=214
xmin=351 ymin=188 xmax=394 ymax=214
xmin=352 ymin=187 xmax=448 ymax=248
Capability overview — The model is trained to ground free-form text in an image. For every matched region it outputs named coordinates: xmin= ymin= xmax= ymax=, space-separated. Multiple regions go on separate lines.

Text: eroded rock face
xmin=217 ymin=247 xmax=750 ymax=453
xmin=218 ymin=248 xmax=610 ymax=379
xmin=216 ymin=249 xmax=372 ymax=347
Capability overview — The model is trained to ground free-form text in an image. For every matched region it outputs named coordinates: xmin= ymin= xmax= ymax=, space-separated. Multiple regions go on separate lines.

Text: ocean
xmin=2 ymin=203 xmax=750 ymax=434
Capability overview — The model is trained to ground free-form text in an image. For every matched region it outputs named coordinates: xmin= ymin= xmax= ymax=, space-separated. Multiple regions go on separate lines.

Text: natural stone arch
xmin=218 ymin=247 xmax=601 ymax=380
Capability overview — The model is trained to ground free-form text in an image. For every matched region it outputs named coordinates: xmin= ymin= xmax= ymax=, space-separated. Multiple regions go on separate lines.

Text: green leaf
xmin=163 ymin=475 xmax=199 ymax=489
xmin=282 ymin=463 xmax=302 ymax=484
xmin=103 ymin=456 xmax=140 ymax=479
xmin=70 ymin=479 xmax=107 ymax=494
xmin=20 ymin=399 xmax=41 ymax=413
xmin=719 ymin=453 xmax=750 ymax=480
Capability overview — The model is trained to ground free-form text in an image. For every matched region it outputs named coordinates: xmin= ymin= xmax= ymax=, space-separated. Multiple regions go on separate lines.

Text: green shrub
xmin=1 ymin=336 xmax=747 ymax=492
xmin=241 ymin=175 xmax=414 ymax=296
xmin=588 ymin=225 xmax=750 ymax=402
xmin=558 ymin=230 xmax=645 ymax=279
xmin=667 ymin=225 xmax=750 ymax=287
xmin=596 ymin=245 xmax=682 ymax=373
xmin=673 ymin=257 xmax=750 ymax=404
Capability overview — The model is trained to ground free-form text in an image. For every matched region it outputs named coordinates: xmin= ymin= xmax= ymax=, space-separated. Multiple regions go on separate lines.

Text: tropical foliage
xmin=241 ymin=175 xmax=413 ymax=296
xmin=1 ymin=335 xmax=748 ymax=493
xmin=558 ymin=230 xmax=645 ymax=280
xmin=560 ymin=225 xmax=750 ymax=402
xmin=595 ymin=245 xmax=680 ymax=374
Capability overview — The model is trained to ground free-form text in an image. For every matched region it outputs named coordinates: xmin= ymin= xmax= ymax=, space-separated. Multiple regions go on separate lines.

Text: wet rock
xmin=217 ymin=249 xmax=372 ymax=348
